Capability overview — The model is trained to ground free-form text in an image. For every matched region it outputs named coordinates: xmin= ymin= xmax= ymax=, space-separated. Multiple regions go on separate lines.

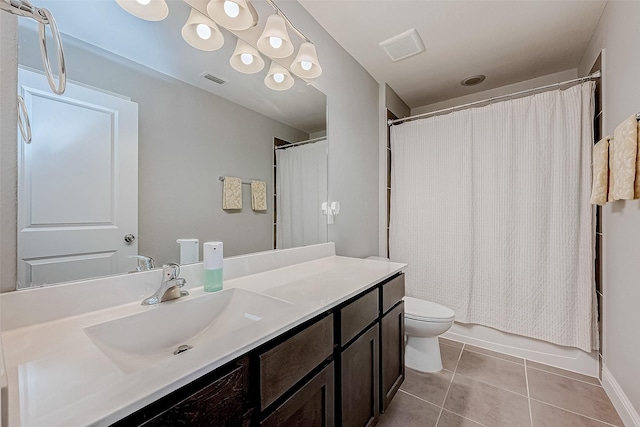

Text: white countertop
xmin=1 ymin=250 xmax=405 ymax=426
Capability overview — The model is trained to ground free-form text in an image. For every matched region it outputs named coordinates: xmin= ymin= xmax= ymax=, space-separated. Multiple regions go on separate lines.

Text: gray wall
xmin=280 ymin=1 xmax=382 ymax=259
xmin=578 ymin=0 xmax=640 ymax=417
xmin=11 ymin=28 xmax=307 ymax=284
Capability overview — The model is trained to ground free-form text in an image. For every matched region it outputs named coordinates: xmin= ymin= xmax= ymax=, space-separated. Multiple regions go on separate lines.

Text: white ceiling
xmin=21 ymin=0 xmax=327 ymax=134
xmin=299 ymin=0 xmax=607 ymax=109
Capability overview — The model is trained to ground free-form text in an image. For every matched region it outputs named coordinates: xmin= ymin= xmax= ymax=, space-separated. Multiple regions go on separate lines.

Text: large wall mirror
xmin=13 ymin=0 xmax=327 ymax=290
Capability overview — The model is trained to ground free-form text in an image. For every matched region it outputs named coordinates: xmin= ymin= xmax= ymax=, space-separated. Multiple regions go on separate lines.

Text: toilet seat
xmin=404 ymin=296 xmax=455 ymax=323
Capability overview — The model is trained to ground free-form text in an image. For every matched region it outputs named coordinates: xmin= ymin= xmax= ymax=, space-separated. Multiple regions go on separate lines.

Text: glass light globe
xmin=240 ymin=53 xmax=254 ymax=65
xmin=269 ymin=37 xmax=283 ymax=49
xmin=223 ymin=1 xmax=240 ymax=18
xmin=135 ymin=0 xmax=151 ymax=5
xmin=273 ymin=73 xmax=284 ymax=83
xmin=301 ymin=61 xmax=312 ymax=71
xmin=196 ymin=24 xmax=212 ymax=40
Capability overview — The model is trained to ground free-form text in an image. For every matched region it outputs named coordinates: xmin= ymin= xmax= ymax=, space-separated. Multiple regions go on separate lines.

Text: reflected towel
xmin=590 ymin=137 xmax=610 ymax=205
xmin=251 ymin=180 xmax=267 ymax=211
xmin=608 ymin=115 xmax=638 ymax=201
xmin=222 ymin=177 xmax=242 ymax=210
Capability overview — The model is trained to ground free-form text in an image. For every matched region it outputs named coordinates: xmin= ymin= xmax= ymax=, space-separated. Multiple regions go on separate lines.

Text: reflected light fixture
xmin=264 ymin=61 xmax=294 ymax=91
xmin=230 ymin=39 xmax=265 ymax=74
xmin=290 ymin=42 xmax=322 ymax=79
xmin=206 ymin=0 xmax=258 ymax=31
xmin=115 ymin=0 xmax=168 ymax=21
xmin=257 ymin=14 xmax=293 ymax=58
xmin=181 ymin=8 xmax=224 ymax=51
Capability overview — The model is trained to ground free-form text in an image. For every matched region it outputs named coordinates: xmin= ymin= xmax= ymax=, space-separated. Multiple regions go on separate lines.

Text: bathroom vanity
xmin=0 ymin=244 xmax=406 ymax=426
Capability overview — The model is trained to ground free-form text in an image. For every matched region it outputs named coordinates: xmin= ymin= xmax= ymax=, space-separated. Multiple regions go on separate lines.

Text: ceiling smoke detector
xmin=461 ymin=75 xmax=486 ymax=86
xmin=379 ymin=29 xmax=425 ymax=62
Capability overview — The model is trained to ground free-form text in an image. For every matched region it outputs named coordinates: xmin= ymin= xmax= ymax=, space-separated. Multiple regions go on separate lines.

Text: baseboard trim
xmin=602 ymin=366 xmax=640 ymax=427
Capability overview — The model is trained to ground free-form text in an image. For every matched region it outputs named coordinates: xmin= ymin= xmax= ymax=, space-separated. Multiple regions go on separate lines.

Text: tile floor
xmin=378 ymin=338 xmax=624 ymax=427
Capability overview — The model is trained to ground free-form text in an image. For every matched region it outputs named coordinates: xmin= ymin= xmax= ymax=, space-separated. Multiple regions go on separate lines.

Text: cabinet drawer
xmin=340 ymin=288 xmax=379 ymax=347
xmin=382 ymin=274 xmax=404 ymax=314
xmin=261 ymin=362 xmax=335 ymax=427
xmin=260 ymin=315 xmax=334 ymax=411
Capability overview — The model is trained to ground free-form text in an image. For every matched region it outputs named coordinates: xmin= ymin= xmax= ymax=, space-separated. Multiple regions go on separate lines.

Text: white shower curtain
xmin=276 ymin=139 xmax=328 ymax=249
xmin=390 ymin=83 xmax=596 ymax=352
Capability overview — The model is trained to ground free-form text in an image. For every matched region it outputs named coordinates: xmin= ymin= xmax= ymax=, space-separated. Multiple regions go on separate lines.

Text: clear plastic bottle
xmin=203 ymin=242 xmax=223 ymax=292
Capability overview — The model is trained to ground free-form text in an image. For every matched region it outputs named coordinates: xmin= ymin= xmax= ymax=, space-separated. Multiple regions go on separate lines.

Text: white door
xmin=17 ymin=68 xmax=138 ymax=289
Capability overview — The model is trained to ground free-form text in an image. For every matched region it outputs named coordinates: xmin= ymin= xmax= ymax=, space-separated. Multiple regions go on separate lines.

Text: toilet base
xmin=405 ymin=335 xmax=443 ymax=373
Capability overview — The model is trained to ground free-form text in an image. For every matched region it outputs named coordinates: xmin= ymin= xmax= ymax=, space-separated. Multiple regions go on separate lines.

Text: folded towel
xmin=608 ymin=115 xmax=638 ymax=201
xmin=222 ymin=177 xmax=242 ymax=210
xmin=590 ymin=137 xmax=610 ymax=205
xmin=251 ymin=180 xmax=267 ymax=211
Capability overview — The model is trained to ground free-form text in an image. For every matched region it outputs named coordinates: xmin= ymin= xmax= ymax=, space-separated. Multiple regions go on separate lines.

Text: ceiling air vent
xmin=379 ymin=29 xmax=425 ymax=62
xmin=202 ymin=73 xmax=226 ymax=85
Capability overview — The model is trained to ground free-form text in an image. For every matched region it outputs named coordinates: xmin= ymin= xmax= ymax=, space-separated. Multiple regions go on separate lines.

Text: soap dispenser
xmin=203 ymin=241 xmax=223 ymax=292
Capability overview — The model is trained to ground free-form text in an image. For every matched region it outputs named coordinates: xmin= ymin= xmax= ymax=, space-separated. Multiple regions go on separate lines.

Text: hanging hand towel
xmin=251 ymin=180 xmax=267 ymax=211
xmin=590 ymin=137 xmax=610 ymax=205
xmin=222 ymin=177 xmax=242 ymax=210
xmin=608 ymin=114 xmax=638 ymax=201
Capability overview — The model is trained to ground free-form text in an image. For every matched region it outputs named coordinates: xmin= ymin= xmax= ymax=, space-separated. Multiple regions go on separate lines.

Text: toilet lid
xmin=403 ymin=296 xmax=455 ymax=322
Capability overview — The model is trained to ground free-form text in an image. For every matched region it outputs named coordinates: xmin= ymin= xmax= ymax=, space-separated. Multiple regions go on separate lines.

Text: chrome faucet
xmin=141 ymin=263 xmax=188 ymax=306
xmin=128 ymin=255 xmax=156 ymax=272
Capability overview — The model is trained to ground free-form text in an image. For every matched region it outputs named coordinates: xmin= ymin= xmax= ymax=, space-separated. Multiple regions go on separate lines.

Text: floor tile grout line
xmin=463 ymin=346 xmax=526 ymax=367
xmin=451 ymin=370 xmax=529 ymax=398
xmin=529 ymin=397 xmax=622 ymax=427
xmin=397 ymin=389 xmax=442 ymax=408
xmin=526 ymin=365 xmax=602 ymax=387
xmin=524 ymin=359 xmax=533 ymax=427
xmin=440 ymin=408 xmax=490 ymax=427
xmin=438 ymin=342 xmax=466 ymax=421
xmin=434 ymin=407 xmax=444 ymax=426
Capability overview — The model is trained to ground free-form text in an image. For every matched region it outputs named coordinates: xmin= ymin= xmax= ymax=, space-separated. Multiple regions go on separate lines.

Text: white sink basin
xmin=84 ymin=288 xmax=292 ymax=373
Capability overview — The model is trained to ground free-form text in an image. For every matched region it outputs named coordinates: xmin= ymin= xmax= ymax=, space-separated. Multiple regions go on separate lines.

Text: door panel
xmin=17 ymin=68 xmax=138 ymax=289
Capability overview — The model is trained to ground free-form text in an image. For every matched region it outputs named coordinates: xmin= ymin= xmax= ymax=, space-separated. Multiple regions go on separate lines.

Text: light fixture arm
xmin=263 ymin=0 xmax=312 ymax=44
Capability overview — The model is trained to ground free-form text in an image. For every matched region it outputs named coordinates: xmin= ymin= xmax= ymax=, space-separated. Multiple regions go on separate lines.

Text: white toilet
xmin=403 ymin=296 xmax=455 ymax=373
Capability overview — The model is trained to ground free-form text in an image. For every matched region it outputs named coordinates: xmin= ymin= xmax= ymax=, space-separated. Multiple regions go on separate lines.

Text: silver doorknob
xmin=124 ymin=234 xmax=136 ymax=243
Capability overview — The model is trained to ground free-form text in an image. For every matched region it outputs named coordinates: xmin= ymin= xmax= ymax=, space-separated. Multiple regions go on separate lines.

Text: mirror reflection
xmin=15 ymin=0 xmax=327 ymax=290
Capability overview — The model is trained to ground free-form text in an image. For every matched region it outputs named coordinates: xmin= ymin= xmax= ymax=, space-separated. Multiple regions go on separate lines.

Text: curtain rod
xmin=274 ymin=136 xmax=326 ymax=150
xmin=389 ymin=71 xmax=602 ymax=126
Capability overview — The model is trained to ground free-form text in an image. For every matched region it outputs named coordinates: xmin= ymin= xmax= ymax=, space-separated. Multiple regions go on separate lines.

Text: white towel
xmin=222 ymin=177 xmax=242 ymax=210
xmin=590 ymin=137 xmax=610 ymax=205
xmin=251 ymin=180 xmax=267 ymax=211
xmin=608 ymin=115 xmax=638 ymax=201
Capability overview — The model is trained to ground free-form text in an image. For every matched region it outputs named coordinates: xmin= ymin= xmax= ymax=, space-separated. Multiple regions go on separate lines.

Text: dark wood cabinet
xmin=259 ymin=315 xmax=334 ymax=411
xmin=380 ymin=301 xmax=405 ymax=412
xmin=261 ymin=363 xmax=335 ymax=427
xmin=341 ymin=324 xmax=380 ymax=427
xmin=112 ymin=359 xmax=248 ymax=427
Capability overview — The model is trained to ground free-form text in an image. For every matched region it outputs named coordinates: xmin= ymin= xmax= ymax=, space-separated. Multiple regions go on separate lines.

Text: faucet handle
xmin=128 ymin=255 xmax=155 ymax=271
xmin=162 ymin=263 xmax=181 ymax=280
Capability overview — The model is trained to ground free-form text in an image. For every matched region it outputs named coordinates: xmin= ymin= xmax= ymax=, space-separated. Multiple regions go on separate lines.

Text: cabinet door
xmin=139 ymin=365 xmax=244 ymax=426
xmin=380 ymin=301 xmax=405 ymax=412
xmin=261 ymin=362 xmax=335 ymax=427
xmin=341 ymin=324 xmax=379 ymax=427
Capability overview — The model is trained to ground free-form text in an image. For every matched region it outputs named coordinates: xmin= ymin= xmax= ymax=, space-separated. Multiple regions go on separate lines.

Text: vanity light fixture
xmin=264 ymin=61 xmax=294 ymax=91
xmin=290 ymin=42 xmax=322 ymax=79
xmin=115 ymin=0 xmax=168 ymax=21
xmin=257 ymin=14 xmax=293 ymax=58
xmin=206 ymin=0 xmax=258 ymax=31
xmin=230 ymin=39 xmax=265 ymax=74
xmin=181 ymin=8 xmax=224 ymax=51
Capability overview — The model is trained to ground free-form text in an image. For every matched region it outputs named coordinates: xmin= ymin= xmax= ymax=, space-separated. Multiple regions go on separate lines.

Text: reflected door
xmin=17 ymin=68 xmax=138 ymax=289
